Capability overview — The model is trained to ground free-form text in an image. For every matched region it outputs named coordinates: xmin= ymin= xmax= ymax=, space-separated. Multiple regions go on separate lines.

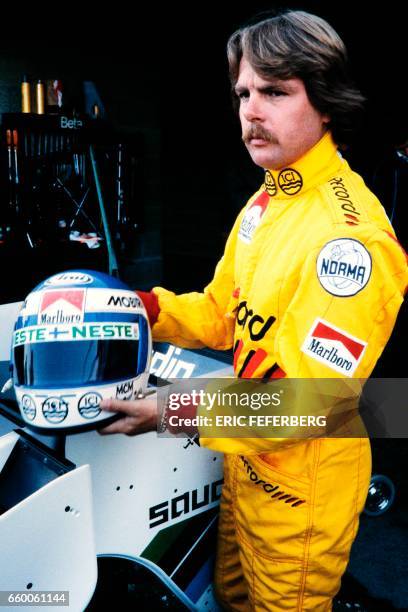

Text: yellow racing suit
xmin=150 ymin=132 xmax=408 ymax=610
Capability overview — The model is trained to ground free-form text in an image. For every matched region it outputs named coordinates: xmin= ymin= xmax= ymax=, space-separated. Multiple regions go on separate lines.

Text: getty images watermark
xmin=165 ymin=387 xmax=327 ymax=429
xmin=157 ymin=378 xmax=408 ymax=439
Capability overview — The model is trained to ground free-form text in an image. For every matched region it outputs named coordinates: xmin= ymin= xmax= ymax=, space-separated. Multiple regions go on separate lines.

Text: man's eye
xmin=265 ymin=88 xmax=286 ymax=97
xmin=237 ymin=91 xmax=249 ymax=100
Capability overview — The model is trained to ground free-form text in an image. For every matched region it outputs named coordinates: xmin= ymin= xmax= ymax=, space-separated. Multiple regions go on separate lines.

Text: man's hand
xmin=97 ymin=395 xmax=158 ymax=436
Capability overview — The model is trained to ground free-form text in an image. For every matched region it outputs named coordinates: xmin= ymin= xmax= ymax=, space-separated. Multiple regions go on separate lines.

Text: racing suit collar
xmin=263 ymin=131 xmax=341 ymax=199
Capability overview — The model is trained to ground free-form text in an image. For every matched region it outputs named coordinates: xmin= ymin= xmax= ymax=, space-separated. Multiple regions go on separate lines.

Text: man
xmin=99 ymin=11 xmax=407 ymax=611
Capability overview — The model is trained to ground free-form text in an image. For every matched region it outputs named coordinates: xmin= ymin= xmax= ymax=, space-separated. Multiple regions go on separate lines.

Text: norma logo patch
xmin=317 ymin=239 xmax=371 ymax=297
xmin=39 ymin=290 xmax=85 ymax=324
xmin=238 ymin=191 xmax=269 ymax=244
xmin=302 ymin=318 xmax=367 ymax=376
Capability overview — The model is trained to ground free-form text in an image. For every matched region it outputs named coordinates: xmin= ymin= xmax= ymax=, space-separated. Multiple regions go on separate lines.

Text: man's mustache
xmin=242 ymin=125 xmax=277 ymax=144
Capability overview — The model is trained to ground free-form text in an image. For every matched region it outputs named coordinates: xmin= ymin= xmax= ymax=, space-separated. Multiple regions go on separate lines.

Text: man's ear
xmin=322 ymin=114 xmax=330 ymax=125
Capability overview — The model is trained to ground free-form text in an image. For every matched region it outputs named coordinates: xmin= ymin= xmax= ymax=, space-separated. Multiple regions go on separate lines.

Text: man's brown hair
xmin=227 ymin=10 xmax=364 ymax=145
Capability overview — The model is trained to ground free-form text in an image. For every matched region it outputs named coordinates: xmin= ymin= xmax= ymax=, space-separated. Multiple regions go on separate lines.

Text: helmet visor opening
xmin=13 ymin=338 xmax=146 ymax=388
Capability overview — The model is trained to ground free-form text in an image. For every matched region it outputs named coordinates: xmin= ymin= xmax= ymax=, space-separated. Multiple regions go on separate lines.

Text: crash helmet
xmin=11 ymin=269 xmax=152 ymax=431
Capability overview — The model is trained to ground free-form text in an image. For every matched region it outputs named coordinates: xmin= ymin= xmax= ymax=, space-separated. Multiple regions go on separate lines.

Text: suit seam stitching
xmin=297 ymin=440 xmax=321 ymax=610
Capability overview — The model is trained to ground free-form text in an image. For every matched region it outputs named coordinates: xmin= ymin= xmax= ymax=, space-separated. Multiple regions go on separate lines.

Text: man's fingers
xmin=98 ymin=416 xmax=136 ymax=435
xmin=100 ymin=398 xmax=143 ymax=416
xmin=97 ymin=396 xmax=158 ymax=435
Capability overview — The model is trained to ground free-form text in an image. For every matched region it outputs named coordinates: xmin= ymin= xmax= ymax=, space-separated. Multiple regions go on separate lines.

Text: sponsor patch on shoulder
xmin=301 ymin=318 xmax=367 ymax=376
xmin=316 ymin=238 xmax=371 ymax=297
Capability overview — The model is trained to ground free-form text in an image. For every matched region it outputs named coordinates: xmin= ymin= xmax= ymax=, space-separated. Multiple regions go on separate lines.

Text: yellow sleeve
xmin=150 ymin=208 xmax=246 ymax=350
xmin=199 ymin=226 xmax=408 ymax=454
xmin=277 ymin=226 xmax=407 ymax=378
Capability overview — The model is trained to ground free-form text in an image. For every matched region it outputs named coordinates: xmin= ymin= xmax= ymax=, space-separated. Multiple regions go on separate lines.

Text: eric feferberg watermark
xmin=168 ymin=412 xmax=327 ymax=429
xmin=167 ymin=389 xmax=326 ymax=428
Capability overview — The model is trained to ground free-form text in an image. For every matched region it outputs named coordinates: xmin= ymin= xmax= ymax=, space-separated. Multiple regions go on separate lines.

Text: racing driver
xmin=99 ymin=11 xmax=408 ymax=611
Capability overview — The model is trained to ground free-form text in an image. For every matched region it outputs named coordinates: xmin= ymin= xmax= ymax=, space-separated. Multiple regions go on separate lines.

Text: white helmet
xmin=11 ymin=269 xmax=152 ymax=432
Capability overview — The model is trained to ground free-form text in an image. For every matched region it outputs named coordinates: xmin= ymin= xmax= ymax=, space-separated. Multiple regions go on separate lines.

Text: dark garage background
xmin=0 ymin=2 xmax=406 ymax=294
xmin=0 ymin=4 xmax=406 ymax=609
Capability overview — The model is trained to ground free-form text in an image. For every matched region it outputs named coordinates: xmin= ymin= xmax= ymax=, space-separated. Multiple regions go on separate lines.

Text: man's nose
xmin=242 ymin=94 xmax=264 ymax=122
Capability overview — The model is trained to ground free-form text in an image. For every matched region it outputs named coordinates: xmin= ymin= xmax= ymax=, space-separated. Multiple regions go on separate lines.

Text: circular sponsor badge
xmin=278 ymin=168 xmax=303 ymax=195
xmin=264 ymin=170 xmax=277 ymax=196
xmin=78 ymin=391 xmax=102 ymax=419
xmin=21 ymin=394 xmax=36 ymax=421
xmin=42 ymin=397 xmax=69 ymax=423
xmin=316 ymin=238 xmax=372 ymax=297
